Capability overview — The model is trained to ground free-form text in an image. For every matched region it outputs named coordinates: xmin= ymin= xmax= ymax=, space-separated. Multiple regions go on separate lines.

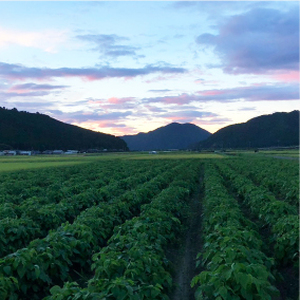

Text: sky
xmin=0 ymin=1 xmax=299 ymax=136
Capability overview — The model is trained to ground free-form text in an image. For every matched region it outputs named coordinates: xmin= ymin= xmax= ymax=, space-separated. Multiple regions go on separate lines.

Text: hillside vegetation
xmin=121 ymin=122 xmax=211 ymax=151
xmin=193 ymin=110 xmax=299 ymax=149
xmin=0 ymin=108 xmax=127 ymax=151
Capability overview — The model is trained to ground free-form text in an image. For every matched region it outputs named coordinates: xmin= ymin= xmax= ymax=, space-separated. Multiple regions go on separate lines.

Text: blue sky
xmin=0 ymin=1 xmax=298 ymax=136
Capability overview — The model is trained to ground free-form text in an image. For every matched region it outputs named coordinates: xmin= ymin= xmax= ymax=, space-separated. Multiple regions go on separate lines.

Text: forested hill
xmin=193 ymin=110 xmax=299 ymax=150
xmin=120 ymin=122 xmax=211 ymax=151
xmin=0 ymin=108 xmax=128 ymax=151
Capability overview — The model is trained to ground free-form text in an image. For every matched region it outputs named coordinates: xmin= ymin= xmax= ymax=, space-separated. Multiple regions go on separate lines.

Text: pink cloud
xmin=87 ymin=99 xmax=104 ymax=104
xmin=72 ymin=120 xmax=135 ymax=136
xmin=107 ymin=97 xmax=135 ymax=104
xmin=113 ymin=126 xmax=139 ymax=136
xmin=198 ymin=90 xmax=226 ymax=96
xmin=270 ymin=70 xmax=300 ymax=83
xmin=144 ymin=83 xmax=298 ymax=105
xmin=163 ymin=116 xmax=194 ymax=123
xmin=8 ymin=87 xmax=28 ymax=94
xmin=162 ymin=94 xmax=192 ymax=105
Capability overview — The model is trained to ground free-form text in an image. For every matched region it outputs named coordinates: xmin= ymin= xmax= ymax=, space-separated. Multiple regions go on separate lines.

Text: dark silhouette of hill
xmin=120 ymin=122 xmax=211 ymax=151
xmin=0 ymin=107 xmax=128 ymax=151
xmin=192 ymin=110 xmax=299 ymax=150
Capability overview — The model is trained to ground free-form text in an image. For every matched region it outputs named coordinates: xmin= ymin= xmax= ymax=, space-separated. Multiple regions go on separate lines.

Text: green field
xmin=0 ymin=152 xmax=225 ymax=172
xmin=258 ymin=149 xmax=299 ymax=158
xmin=224 ymin=148 xmax=299 ymax=159
xmin=0 ymin=154 xmax=298 ymax=300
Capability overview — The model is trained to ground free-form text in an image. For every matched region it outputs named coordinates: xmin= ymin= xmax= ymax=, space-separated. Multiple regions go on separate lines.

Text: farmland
xmin=0 ymin=153 xmax=298 ymax=300
xmin=0 ymin=152 xmax=225 ymax=173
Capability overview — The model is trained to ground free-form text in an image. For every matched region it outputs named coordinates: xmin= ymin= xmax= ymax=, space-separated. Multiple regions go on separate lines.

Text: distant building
xmin=53 ymin=150 xmax=64 ymax=155
xmin=42 ymin=150 xmax=53 ymax=155
xmin=87 ymin=149 xmax=100 ymax=153
xmin=32 ymin=150 xmax=41 ymax=155
xmin=65 ymin=150 xmax=78 ymax=154
xmin=18 ymin=151 xmax=32 ymax=156
xmin=3 ymin=150 xmax=17 ymax=156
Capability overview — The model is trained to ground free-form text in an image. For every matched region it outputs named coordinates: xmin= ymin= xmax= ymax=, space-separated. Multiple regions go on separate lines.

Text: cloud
xmin=237 ymin=107 xmax=256 ymax=111
xmin=54 ymin=111 xmax=132 ymax=124
xmin=157 ymin=110 xmax=219 ymax=126
xmin=45 ymin=110 xmax=134 ymax=136
xmin=161 ymin=110 xmax=217 ymax=119
xmin=74 ymin=120 xmax=134 ymax=136
xmin=0 ymin=82 xmax=68 ymax=100
xmin=143 ymin=105 xmax=168 ymax=113
xmin=270 ymin=70 xmax=300 ymax=83
xmin=143 ymin=83 xmax=299 ymax=105
xmin=87 ymin=97 xmax=137 ymax=110
xmin=0 ymin=62 xmax=186 ymax=81
xmin=196 ymin=84 xmax=299 ymax=102
xmin=0 ymin=27 xmax=67 ymax=53
xmin=99 ymin=122 xmax=127 ymax=128
xmin=9 ymin=83 xmax=68 ymax=93
xmin=1 ymin=100 xmax=57 ymax=110
xmin=194 ymin=78 xmax=221 ymax=86
xmin=143 ymin=93 xmax=198 ymax=105
xmin=107 ymin=97 xmax=136 ymax=105
xmin=0 ymin=91 xmax=49 ymax=98
xmin=77 ymin=34 xmax=140 ymax=58
xmin=196 ymin=117 xmax=232 ymax=126
xmin=148 ymin=89 xmax=172 ymax=93
xmin=196 ymin=7 xmax=299 ymax=74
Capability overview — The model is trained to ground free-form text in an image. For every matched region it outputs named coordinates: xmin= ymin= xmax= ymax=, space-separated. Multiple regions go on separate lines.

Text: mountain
xmin=193 ymin=110 xmax=299 ymax=150
xmin=0 ymin=107 xmax=128 ymax=151
xmin=120 ymin=122 xmax=211 ymax=151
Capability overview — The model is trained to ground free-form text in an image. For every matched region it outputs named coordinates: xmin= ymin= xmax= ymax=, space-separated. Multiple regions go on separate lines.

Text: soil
xmin=167 ymin=178 xmax=204 ymax=300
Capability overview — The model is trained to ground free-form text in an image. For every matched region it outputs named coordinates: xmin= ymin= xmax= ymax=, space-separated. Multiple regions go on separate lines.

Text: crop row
xmin=191 ymin=163 xmax=278 ymax=300
xmin=0 ymin=160 xmax=195 ymax=300
xmin=216 ymin=161 xmax=299 ymax=268
xmin=45 ymin=161 xmax=201 ymax=300
xmin=224 ymin=157 xmax=299 ymax=206
xmin=0 ymin=161 xmax=172 ymax=257
xmin=0 ymin=160 xmax=174 ymax=207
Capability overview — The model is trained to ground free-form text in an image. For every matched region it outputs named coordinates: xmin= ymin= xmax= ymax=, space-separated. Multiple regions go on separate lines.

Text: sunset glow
xmin=0 ymin=1 xmax=298 ymax=136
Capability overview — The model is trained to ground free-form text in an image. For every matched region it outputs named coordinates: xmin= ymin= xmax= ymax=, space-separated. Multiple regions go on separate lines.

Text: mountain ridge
xmin=192 ymin=110 xmax=299 ymax=149
xmin=120 ymin=122 xmax=211 ymax=151
xmin=1 ymin=107 xmax=298 ymax=152
xmin=0 ymin=107 xmax=128 ymax=151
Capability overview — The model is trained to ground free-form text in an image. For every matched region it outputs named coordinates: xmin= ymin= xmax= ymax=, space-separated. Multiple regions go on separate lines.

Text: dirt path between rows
xmin=168 ymin=179 xmax=204 ymax=300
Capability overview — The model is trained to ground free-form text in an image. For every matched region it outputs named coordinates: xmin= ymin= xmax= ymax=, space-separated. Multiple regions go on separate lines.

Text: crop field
xmin=224 ymin=149 xmax=299 ymax=160
xmin=0 ymin=152 xmax=224 ymax=173
xmin=0 ymin=154 xmax=298 ymax=300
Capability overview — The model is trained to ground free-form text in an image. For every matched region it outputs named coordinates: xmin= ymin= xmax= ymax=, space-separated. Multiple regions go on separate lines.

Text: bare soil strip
xmin=168 ymin=178 xmax=204 ymax=300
